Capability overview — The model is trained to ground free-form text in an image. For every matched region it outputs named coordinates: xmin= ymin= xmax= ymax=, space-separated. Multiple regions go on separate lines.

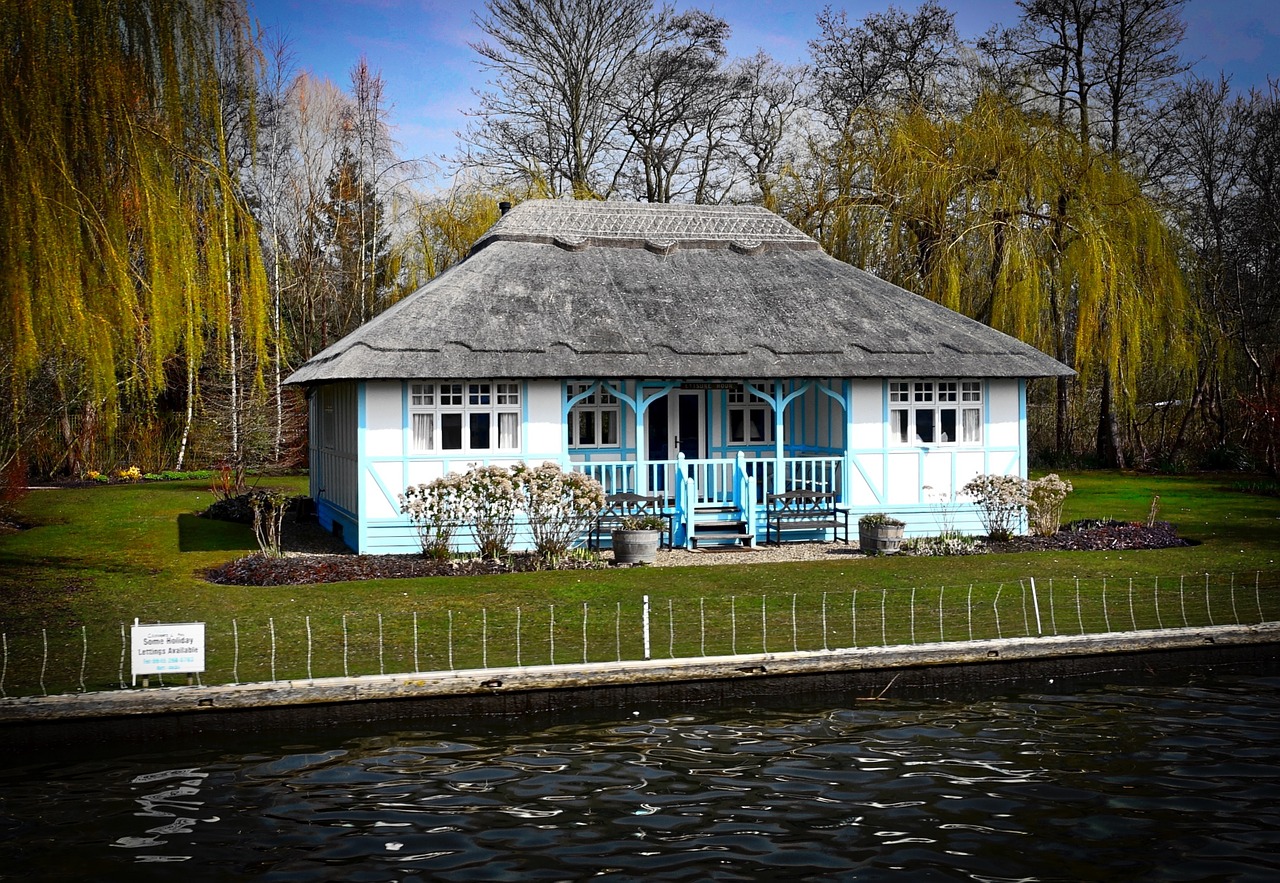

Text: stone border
xmin=3 ymin=623 xmax=1276 ymax=726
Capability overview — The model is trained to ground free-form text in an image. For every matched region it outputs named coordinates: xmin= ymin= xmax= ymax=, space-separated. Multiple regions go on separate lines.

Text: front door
xmin=670 ymin=391 xmax=704 ymax=460
xmin=645 ymin=391 xmax=705 ymax=461
xmin=645 ymin=391 xmax=705 ymax=496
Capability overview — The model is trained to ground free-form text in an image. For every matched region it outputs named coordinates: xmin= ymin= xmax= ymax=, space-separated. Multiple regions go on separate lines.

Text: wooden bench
xmin=590 ymin=492 xmax=674 ymax=549
xmin=765 ymin=490 xmax=849 ymax=545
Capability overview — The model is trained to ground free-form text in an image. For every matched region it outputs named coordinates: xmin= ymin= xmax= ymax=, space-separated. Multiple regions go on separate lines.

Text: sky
xmin=248 ymin=0 xmax=1280 ymax=186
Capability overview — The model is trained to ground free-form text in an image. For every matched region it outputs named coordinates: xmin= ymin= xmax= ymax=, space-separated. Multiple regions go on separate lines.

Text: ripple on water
xmin=2 ymin=673 xmax=1279 ymax=881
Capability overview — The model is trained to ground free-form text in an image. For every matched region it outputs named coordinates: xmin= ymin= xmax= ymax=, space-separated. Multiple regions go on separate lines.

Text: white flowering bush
xmin=961 ymin=473 xmax=1029 ymax=541
xmin=467 ymin=465 xmax=520 ymax=559
xmin=1027 ymin=473 xmax=1073 ymax=537
xmin=401 ymin=463 xmax=605 ymax=560
xmin=399 ymin=473 xmax=469 ymax=559
xmin=512 ymin=462 xmax=606 ymax=559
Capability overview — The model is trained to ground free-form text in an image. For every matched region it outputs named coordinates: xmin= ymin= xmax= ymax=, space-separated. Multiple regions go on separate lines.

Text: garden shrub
xmin=512 ymin=462 xmax=606 ymax=559
xmin=401 ymin=463 xmax=606 ymax=560
xmin=1027 ymin=473 xmax=1073 ymax=536
xmin=400 ymin=474 xmax=468 ymax=560
xmin=468 ymin=465 xmax=520 ymax=559
xmin=961 ymin=473 xmax=1028 ymax=541
xmin=249 ymin=490 xmax=290 ymax=558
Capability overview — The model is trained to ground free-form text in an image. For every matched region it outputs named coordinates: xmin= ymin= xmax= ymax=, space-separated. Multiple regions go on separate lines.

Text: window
xmin=728 ymin=383 xmax=774 ymax=444
xmin=567 ymin=382 xmax=620 ymax=447
xmin=889 ymin=379 xmax=982 ymax=445
xmin=409 ymin=381 xmax=520 ymax=453
xmin=321 ymin=389 xmax=336 ymax=450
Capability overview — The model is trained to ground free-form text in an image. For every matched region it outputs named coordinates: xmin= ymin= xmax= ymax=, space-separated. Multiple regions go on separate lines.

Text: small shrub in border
xmin=250 ymin=490 xmax=290 ymax=558
xmin=961 ymin=473 xmax=1028 ymax=542
xmin=1027 ymin=473 xmax=1073 ymax=536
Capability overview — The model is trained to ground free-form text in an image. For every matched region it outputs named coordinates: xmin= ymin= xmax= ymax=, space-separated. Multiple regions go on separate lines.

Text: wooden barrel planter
xmin=858 ymin=516 xmax=905 ymax=555
xmin=611 ymin=529 xmax=661 ymax=565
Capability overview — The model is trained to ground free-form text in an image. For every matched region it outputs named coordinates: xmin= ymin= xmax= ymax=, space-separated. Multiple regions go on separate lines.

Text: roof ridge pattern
xmin=474 ymin=199 xmax=815 ymax=252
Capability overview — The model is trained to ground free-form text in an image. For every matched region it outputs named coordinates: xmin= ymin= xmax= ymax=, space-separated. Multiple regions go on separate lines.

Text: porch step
xmin=690 ymin=518 xmax=752 ymax=549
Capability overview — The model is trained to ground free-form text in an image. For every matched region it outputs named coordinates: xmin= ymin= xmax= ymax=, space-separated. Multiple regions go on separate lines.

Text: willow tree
xmin=787 ymin=93 xmax=1195 ymax=460
xmin=0 ymin=0 xmax=269 ymax=472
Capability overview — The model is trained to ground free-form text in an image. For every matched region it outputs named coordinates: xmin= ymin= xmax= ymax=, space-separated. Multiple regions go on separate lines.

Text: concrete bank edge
xmin=3 ymin=623 xmax=1277 ymax=724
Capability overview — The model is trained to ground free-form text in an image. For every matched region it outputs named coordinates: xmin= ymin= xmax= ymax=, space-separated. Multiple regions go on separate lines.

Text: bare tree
xmin=465 ymin=0 xmax=666 ymax=197
xmin=616 ymin=9 xmax=732 ymax=202
xmin=1014 ymin=0 xmax=1187 ymax=158
xmin=729 ymin=52 xmax=807 ymax=208
xmin=809 ymin=0 xmax=962 ymax=130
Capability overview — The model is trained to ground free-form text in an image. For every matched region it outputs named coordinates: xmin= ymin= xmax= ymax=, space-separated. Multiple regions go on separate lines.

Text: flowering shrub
xmin=1027 ymin=473 xmax=1073 ymax=537
xmin=467 ymin=465 xmax=520 ymax=559
xmin=512 ymin=462 xmax=605 ymax=559
xmin=399 ymin=474 xmax=468 ymax=560
xmin=961 ymin=473 xmax=1029 ymax=541
xmin=402 ymin=463 xmax=606 ymax=561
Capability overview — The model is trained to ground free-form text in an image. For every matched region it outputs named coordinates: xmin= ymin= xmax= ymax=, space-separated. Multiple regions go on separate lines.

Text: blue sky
xmin=249 ymin=0 xmax=1279 ymax=182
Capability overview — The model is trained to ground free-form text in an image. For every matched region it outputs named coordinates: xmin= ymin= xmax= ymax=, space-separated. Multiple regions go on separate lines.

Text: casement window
xmin=889 ymin=379 xmax=982 ymax=445
xmin=567 ymin=382 xmax=620 ymax=448
xmin=727 ymin=383 xmax=775 ymax=444
xmin=320 ymin=389 xmax=336 ymax=450
xmin=409 ymin=381 xmax=520 ymax=453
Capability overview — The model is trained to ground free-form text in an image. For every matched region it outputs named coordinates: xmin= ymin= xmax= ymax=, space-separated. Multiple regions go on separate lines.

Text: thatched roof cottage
xmin=288 ymin=199 xmax=1070 ymax=553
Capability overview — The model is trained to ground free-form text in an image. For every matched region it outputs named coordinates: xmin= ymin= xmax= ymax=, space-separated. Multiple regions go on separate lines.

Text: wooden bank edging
xmin=3 ymin=623 xmax=1277 ymax=725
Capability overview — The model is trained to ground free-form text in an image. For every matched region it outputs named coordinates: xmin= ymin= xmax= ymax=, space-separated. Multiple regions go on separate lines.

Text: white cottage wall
xmin=310 ymin=382 xmax=359 ymax=543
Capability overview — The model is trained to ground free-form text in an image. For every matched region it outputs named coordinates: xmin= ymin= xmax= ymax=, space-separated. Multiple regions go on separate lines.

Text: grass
xmin=1 ymin=471 xmax=1277 ymax=697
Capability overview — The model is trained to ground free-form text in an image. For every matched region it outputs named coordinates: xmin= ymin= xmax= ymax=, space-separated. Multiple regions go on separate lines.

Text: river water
xmin=2 ymin=665 xmax=1279 ymax=881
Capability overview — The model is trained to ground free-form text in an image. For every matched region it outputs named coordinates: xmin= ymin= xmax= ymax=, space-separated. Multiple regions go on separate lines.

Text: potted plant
xmin=611 ymin=514 xmax=665 ymax=565
xmin=858 ymin=513 xmax=906 ymax=555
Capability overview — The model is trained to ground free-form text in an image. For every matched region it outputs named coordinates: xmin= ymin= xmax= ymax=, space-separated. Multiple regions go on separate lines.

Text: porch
xmin=573 ymin=453 xmax=847 ymax=549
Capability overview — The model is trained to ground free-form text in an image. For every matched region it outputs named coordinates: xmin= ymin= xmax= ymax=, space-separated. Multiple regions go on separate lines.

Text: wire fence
xmin=2 ymin=572 xmax=1278 ymax=699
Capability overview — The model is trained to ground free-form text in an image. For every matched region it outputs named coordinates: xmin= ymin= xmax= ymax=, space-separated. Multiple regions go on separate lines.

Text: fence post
xmin=1029 ymin=578 xmax=1043 ymax=635
xmin=1206 ymin=573 xmax=1214 ymax=626
xmin=642 ymin=595 xmax=651 ymax=660
xmin=762 ymin=595 xmax=768 ymax=654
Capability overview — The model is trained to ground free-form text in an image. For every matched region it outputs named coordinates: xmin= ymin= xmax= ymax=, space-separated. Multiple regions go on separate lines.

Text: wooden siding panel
xmin=987 ymin=379 xmax=1020 ymax=448
xmin=365 ymin=381 xmax=403 ymax=457
xmin=850 ymin=380 xmax=883 ymax=448
xmin=526 ymin=380 xmax=564 ymax=457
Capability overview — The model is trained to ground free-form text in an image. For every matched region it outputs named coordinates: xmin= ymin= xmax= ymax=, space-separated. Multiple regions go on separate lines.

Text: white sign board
xmin=131 ymin=622 xmax=205 ymax=682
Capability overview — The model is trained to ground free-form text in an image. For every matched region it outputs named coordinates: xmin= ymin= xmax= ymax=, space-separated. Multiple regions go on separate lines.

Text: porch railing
xmin=573 ymin=455 xmax=845 ymax=503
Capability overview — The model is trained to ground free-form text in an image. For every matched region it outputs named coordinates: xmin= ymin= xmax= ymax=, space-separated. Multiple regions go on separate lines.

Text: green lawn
xmin=1 ymin=471 xmax=1277 ymax=697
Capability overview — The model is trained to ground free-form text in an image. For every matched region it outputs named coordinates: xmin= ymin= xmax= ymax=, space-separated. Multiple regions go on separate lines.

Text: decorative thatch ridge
xmin=472 ymin=200 xmax=818 ymax=256
xmin=287 ymin=200 xmax=1073 ymax=385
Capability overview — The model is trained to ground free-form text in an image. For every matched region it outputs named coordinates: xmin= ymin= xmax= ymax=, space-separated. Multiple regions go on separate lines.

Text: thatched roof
xmin=287 ymin=200 xmax=1072 ymax=385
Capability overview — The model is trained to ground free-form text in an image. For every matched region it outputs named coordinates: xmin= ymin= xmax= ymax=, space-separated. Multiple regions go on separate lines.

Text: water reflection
xmin=2 ymin=671 xmax=1279 ymax=881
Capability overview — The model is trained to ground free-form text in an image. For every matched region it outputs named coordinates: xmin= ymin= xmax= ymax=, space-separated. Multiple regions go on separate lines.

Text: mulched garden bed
xmin=986 ymin=519 xmax=1192 ymax=553
xmin=206 ymin=519 xmax=1192 ymax=586
xmin=206 ymin=553 xmax=606 ymax=586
